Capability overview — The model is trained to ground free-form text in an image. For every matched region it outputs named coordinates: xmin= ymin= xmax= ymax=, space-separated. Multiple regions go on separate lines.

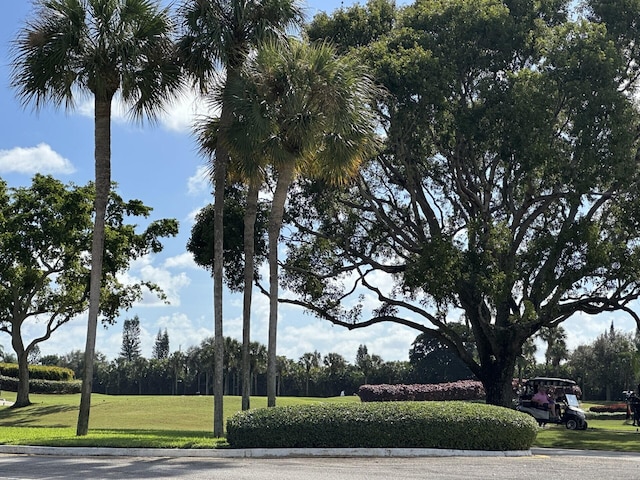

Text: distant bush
xmin=358 ymin=380 xmax=486 ymax=402
xmin=0 ymin=363 xmax=75 ymax=381
xmin=227 ymin=401 xmax=538 ymax=451
xmin=589 ymin=403 xmax=627 ymax=413
xmin=0 ymin=375 xmax=81 ymax=394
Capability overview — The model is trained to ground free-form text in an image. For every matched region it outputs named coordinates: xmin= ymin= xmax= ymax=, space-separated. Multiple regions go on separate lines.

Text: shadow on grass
xmin=0 ymin=404 xmax=77 ymax=428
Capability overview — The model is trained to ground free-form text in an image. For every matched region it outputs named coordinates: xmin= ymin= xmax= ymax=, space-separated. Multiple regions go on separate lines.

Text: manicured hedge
xmin=0 ymin=363 xmax=75 ymax=381
xmin=589 ymin=403 xmax=627 ymax=413
xmin=358 ymin=380 xmax=486 ymax=402
xmin=0 ymin=375 xmax=81 ymax=394
xmin=226 ymin=401 xmax=538 ymax=451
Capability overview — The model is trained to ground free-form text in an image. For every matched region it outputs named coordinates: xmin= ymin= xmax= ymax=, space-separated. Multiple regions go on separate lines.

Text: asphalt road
xmin=1 ymin=450 xmax=640 ymax=479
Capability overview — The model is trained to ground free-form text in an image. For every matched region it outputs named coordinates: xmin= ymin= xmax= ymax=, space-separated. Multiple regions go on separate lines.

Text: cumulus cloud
xmin=187 ymin=164 xmax=210 ymax=196
xmin=77 ymin=87 xmax=211 ymax=134
xmin=0 ymin=143 xmax=75 ymax=175
xmin=163 ymin=252 xmax=198 ymax=270
xmin=119 ymin=256 xmax=191 ymax=307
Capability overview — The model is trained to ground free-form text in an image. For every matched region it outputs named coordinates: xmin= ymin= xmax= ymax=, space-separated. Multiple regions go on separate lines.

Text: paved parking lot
xmin=1 ymin=449 xmax=639 ymax=479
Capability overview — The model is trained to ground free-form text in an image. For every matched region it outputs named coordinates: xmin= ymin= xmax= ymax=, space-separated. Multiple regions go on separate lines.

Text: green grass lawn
xmin=1 ymin=391 xmax=638 ymax=452
xmin=0 ymin=391 xmax=358 ymax=448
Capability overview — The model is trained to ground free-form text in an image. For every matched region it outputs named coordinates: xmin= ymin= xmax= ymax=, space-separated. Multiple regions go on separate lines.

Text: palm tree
xmin=178 ymin=0 xmax=303 ymax=432
xmin=220 ymin=38 xmax=382 ymax=406
xmin=300 ymin=350 xmax=321 ymax=396
xmin=11 ymin=0 xmax=182 ymax=436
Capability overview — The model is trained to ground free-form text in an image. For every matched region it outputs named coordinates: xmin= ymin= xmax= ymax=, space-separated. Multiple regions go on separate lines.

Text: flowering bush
xmin=358 ymin=380 xmax=486 ymax=402
xmin=589 ymin=403 xmax=628 ymax=413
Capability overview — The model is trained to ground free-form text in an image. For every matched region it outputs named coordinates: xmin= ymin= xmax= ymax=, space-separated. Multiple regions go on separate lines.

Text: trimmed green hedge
xmin=227 ymin=401 xmax=538 ymax=451
xmin=0 ymin=375 xmax=81 ymax=394
xmin=0 ymin=363 xmax=75 ymax=381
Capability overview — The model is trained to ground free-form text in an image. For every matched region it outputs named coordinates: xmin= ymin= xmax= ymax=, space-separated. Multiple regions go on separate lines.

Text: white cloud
xmin=158 ymin=89 xmax=211 ymax=133
xmin=0 ymin=143 xmax=75 ymax=175
xmin=152 ymin=312 xmax=213 ymax=353
xmin=163 ymin=252 xmax=198 ymax=270
xmin=187 ymin=164 xmax=211 ymax=196
xmin=77 ymin=87 xmax=211 ymax=134
xmin=119 ymin=256 xmax=191 ymax=307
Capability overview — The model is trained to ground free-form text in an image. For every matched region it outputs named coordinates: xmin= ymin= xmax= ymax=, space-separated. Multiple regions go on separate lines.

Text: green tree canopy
xmin=0 ymin=175 xmax=178 ymax=407
xmin=283 ymin=0 xmax=640 ymax=406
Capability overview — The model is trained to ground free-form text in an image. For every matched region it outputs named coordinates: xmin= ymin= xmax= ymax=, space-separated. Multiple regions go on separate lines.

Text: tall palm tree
xmin=220 ymin=38 xmax=382 ymax=406
xmin=178 ymin=0 xmax=303 ymax=432
xmin=11 ymin=0 xmax=183 ymax=436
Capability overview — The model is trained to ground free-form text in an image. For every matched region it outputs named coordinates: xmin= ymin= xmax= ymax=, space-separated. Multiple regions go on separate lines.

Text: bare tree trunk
xmin=12 ymin=332 xmax=30 ymax=408
xmin=242 ymin=181 xmax=259 ymax=410
xmin=267 ymin=165 xmax=295 ymax=407
xmin=77 ymin=96 xmax=112 ymax=436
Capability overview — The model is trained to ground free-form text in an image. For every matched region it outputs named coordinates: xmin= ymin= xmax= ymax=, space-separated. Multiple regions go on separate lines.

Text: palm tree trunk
xmin=77 ymin=96 xmax=112 ymax=436
xmin=267 ymin=164 xmax=295 ymax=407
xmin=213 ymin=101 xmax=232 ymax=436
xmin=242 ymin=181 xmax=259 ymax=410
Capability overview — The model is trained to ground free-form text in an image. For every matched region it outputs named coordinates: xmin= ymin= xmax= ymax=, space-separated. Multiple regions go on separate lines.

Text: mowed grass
xmin=0 ymin=391 xmax=358 ymax=448
xmin=2 ymin=391 xmax=639 ymax=452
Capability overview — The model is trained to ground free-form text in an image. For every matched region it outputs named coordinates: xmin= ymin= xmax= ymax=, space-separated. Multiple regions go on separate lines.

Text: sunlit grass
xmin=2 ymin=391 xmax=639 ymax=451
xmin=0 ymin=391 xmax=358 ymax=448
xmin=533 ymin=418 xmax=640 ymax=452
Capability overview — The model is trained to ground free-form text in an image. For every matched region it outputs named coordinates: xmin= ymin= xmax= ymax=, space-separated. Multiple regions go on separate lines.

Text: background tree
xmin=152 ymin=329 xmax=170 ymax=360
xmin=120 ymin=316 xmax=142 ymax=362
xmin=11 ymin=0 xmax=183 ymax=435
xmin=284 ymin=0 xmax=640 ymax=406
xmin=409 ymin=330 xmax=476 ymax=384
xmin=0 ymin=175 xmax=177 ymax=407
xmin=299 ymin=351 xmax=321 ymax=396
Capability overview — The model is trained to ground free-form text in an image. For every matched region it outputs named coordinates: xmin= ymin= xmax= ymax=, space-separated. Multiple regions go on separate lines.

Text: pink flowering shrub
xmin=358 ymin=380 xmax=486 ymax=402
xmin=589 ymin=403 xmax=628 ymax=413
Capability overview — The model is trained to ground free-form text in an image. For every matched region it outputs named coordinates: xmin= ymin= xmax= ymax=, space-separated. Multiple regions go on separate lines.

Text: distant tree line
xmin=0 ymin=321 xmax=626 ymax=401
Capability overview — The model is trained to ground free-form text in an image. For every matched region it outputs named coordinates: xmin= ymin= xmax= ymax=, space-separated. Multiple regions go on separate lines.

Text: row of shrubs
xmin=226 ymin=401 xmax=538 ymax=451
xmin=0 ymin=363 xmax=75 ymax=381
xmin=0 ymin=375 xmax=81 ymax=394
xmin=358 ymin=380 xmax=487 ymax=402
xmin=589 ymin=403 xmax=628 ymax=413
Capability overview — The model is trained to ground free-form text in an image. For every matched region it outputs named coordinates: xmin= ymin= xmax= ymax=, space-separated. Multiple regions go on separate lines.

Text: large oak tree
xmin=285 ymin=0 xmax=640 ymax=406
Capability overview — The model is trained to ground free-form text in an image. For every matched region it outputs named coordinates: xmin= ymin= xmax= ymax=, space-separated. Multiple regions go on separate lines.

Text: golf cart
xmin=516 ymin=377 xmax=588 ymax=430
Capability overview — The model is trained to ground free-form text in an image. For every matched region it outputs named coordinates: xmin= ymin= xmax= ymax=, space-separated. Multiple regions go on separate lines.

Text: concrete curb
xmin=0 ymin=445 xmax=532 ymax=458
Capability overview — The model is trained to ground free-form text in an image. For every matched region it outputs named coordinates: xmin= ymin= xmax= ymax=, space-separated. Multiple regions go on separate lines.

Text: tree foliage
xmin=120 ymin=316 xmax=142 ymax=362
xmin=283 ymin=0 xmax=640 ymax=406
xmin=0 ymin=175 xmax=177 ymax=407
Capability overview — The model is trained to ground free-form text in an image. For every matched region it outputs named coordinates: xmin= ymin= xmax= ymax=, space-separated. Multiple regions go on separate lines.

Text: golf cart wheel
xmin=566 ymin=419 xmax=578 ymax=430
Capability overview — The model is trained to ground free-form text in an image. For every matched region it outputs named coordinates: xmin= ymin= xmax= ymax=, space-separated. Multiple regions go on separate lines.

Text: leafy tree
xmin=409 ymin=331 xmax=476 ymax=384
xmin=152 ymin=329 xmax=170 ymax=360
xmin=283 ymin=0 xmax=640 ymax=406
xmin=0 ymin=175 xmax=177 ymax=407
xmin=305 ymin=0 xmax=396 ymax=54
xmin=120 ymin=316 xmax=142 ymax=362
xmin=11 ymin=0 xmax=183 ymax=435
xmin=177 ymin=0 xmax=304 ymax=432
xmin=187 ymin=185 xmax=269 ymax=289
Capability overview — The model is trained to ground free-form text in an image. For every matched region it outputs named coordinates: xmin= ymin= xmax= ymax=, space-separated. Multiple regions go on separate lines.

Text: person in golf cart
xmin=531 ymin=385 xmax=560 ymax=418
xmin=516 ymin=377 xmax=588 ymax=429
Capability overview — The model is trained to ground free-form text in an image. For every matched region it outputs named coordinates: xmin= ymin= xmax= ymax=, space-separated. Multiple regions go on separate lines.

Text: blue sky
xmin=0 ymin=0 xmax=635 ymax=366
